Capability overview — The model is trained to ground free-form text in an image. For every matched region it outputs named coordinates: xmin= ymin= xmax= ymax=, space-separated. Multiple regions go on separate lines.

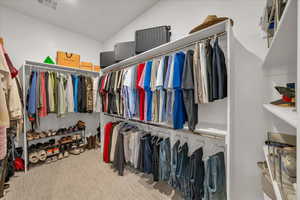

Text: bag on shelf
xmin=114 ymin=41 xmax=135 ymax=62
xmin=135 ymin=25 xmax=171 ymax=54
xmin=100 ymin=51 xmax=115 ymax=68
xmin=56 ymin=51 xmax=80 ymax=68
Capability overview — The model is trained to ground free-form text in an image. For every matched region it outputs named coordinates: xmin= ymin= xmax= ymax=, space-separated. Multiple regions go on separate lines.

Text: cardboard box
xmin=80 ymin=61 xmax=93 ymax=71
xmin=93 ymin=65 xmax=101 ymax=72
xmin=56 ymin=51 xmax=80 ymax=68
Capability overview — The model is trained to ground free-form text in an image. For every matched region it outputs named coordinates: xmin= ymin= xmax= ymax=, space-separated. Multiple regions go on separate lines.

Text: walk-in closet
xmin=0 ymin=0 xmax=297 ymax=200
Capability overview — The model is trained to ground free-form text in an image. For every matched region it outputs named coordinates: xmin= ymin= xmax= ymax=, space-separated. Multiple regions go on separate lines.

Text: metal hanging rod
xmin=103 ymin=113 xmax=225 ymax=140
xmin=103 ymin=31 xmax=227 ymax=74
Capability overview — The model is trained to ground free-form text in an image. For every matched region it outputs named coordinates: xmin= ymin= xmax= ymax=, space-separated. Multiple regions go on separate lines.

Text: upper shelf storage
xmin=262 ymin=0 xmax=297 ymax=73
xmin=102 ymin=20 xmax=228 ymax=73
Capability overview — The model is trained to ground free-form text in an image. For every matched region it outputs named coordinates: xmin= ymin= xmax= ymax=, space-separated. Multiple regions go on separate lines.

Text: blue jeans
xmin=169 ymin=140 xmax=180 ymax=188
xmin=204 ymin=152 xmax=227 ymax=200
xmin=159 ymin=138 xmax=171 ymax=181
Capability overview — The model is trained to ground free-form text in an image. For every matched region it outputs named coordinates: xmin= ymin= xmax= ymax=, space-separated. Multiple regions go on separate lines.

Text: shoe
xmin=63 ymin=151 xmax=69 ymax=158
xmin=271 ymin=85 xmax=295 ymax=107
xmin=38 ymin=150 xmax=47 ymax=161
xmin=29 ymin=152 xmax=39 ymax=164
xmin=69 ymin=148 xmax=81 ymax=155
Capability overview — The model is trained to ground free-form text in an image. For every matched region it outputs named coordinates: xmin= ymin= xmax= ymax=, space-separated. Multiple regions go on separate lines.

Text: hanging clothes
xmin=93 ymin=76 xmax=101 ymax=112
xmin=212 ymin=38 xmax=227 ymax=100
xmin=48 ymin=72 xmax=56 ymax=113
xmin=182 ymin=50 xmax=198 ymax=131
xmin=172 ymin=52 xmax=186 ymax=129
xmin=204 ymin=152 xmax=227 ymax=200
xmin=72 ymin=74 xmax=79 ymax=112
xmin=66 ymin=74 xmax=74 ymax=112
xmin=27 ymin=71 xmax=37 ymax=121
xmin=205 ymin=40 xmax=214 ymax=102
xmin=103 ymin=122 xmax=114 ymax=163
xmin=86 ymin=77 xmax=93 ymax=113
xmin=57 ymin=73 xmax=67 ymax=117
xmin=144 ymin=61 xmax=153 ymax=121
xmin=38 ymin=72 xmax=48 ymax=117
xmin=136 ymin=63 xmax=146 ymax=120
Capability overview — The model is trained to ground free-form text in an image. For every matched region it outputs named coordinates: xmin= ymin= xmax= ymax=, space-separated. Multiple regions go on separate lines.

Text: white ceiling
xmin=0 ymin=0 xmax=159 ymax=42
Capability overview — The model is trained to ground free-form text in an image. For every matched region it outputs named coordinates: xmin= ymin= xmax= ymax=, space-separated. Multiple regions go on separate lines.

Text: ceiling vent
xmin=37 ymin=0 xmax=58 ymax=10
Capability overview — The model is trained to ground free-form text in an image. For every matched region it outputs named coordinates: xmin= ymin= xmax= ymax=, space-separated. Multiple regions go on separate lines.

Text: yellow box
xmin=80 ymin=62 xmax=93 ymax=71
xmin=93 ymin=65 xmax=101 ymax=72
xmin=56 ymin=51 xmax=80 ymax=68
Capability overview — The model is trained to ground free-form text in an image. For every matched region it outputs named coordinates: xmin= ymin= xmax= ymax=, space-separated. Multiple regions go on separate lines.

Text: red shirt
xmin=136 ymin=63 xmax=145 ymax=120
xmin=103 ymin=122 xmax=113 ymax=163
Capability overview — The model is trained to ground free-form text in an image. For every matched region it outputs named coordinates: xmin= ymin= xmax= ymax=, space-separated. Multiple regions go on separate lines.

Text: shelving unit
xmin=261 ymin=0 xmax=299 ymax=199
xmin=100 ymin=20 xmax=234 ymax=199
xmin=263 ymin=104 xmax=298 ymax=128
xmin=27 ymin=130 xmax=85 ymax=144
xmin=20 ymin=61 xmax=99 ymax=172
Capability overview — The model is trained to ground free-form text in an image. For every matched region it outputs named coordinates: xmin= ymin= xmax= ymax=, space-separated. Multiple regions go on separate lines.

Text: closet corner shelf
xmin=263 ymin=146 xmax=283 ymax=200
xmin=262 ymin=0 xmax=297 ymax=71
xmin=102 ymin=20 xmax=228 ymax=73
xmin=263 ymin=104 xmax=298 ymax=128
xmin=23 ymin=60 xmax=99 ymax=74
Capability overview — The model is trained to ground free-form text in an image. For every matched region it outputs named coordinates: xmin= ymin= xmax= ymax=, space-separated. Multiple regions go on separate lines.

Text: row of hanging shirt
xmin=99 ymin=37 xmax=227 ymax=131
xmin=27 ymin=70 xmax=101 ymax=127
xmin=102 ymin=121 xmax=227 ymax=200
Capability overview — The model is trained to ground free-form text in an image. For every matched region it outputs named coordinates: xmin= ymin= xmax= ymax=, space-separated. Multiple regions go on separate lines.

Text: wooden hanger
xmin=0 ymin=37 xmax=3 ymax=46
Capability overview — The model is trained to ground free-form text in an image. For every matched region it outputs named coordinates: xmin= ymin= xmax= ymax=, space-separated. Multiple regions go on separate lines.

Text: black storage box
xmin=100 ymin=51 xmax=115 ymax=68
xmin=114 ymin=41 xmax=135 ymax=62
xmin=135 ymin=25 xmax=171 ymax=54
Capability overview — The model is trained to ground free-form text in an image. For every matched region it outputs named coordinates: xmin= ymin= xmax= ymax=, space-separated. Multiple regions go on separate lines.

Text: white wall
xmin=102 ymin=1 xmax=268 ymax=200
xmin=0 ymin=5 xmax=102 ymax=68
xmin=103 ymin=0 xmax=267 ymax=60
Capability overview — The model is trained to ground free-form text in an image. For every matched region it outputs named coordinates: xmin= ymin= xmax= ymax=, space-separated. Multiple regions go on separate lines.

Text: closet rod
xmin=24 ymin=64 xmax=99 ymax=75
xmin=103 ymin=31 xmax=226 ymax=73
xmin=103 ymin=113 xmax=225 ymax=140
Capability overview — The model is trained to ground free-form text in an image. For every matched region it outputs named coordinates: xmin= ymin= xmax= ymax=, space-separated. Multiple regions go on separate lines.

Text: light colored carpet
xmin=1 ymin=150 xmax=182 ymax=200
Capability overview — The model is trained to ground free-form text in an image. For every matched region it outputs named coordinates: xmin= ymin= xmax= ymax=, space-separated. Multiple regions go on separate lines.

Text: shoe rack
xmin=261 ymin=0 xmax=298 ymax=199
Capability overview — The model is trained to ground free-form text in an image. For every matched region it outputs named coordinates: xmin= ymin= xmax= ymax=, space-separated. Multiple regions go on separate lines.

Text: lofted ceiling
xmin=0 ymin=0 xmax=159 ymax=42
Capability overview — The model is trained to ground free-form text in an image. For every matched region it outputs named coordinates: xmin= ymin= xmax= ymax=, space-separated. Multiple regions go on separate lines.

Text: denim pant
xmin=159 ymin=138 xmax=171 ymax=181
xmin=143 ymin=135 xmax=153 ymax=174
xmin=204 ymin=152 xmax=227 ymax=200
xmin=188 ymin=147 xmax=205 ymax=200
xmin=152 ymin=137 xmax=162 ymax=181
xmin=169 ymin=140 xmax=180 ymax=188
xmin=176 ymin=143 xmax=189 ymax=196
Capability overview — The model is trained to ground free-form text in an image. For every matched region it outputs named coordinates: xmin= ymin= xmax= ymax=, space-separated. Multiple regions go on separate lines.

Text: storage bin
xmin=56 ymin=51 xmax=80 ymax=68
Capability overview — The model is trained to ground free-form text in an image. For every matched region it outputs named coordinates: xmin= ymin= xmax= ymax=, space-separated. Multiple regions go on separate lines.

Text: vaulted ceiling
xmin=0 ymin=0 xmax=159 ymax=42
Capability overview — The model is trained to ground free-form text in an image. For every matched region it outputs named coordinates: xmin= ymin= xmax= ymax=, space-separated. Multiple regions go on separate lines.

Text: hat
xmin=189 ymin=15 xmax=233 ymax=34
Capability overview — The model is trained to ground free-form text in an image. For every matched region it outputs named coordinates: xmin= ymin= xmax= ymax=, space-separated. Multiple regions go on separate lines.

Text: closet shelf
xmin=263 ymin=146 xmax=283 ymax=200
xmin=102 ymin=113 xmax=226 ymax=138
xmin=263 ymin=104 xmax=298 ymax=128
xmin=23 ymin=60 xmax=99 ymax=75
xmin=27 ymin=130 xmax=84 ymax=144
xmin=262 ymin=0 xmax=297 ymax=72
xmin=102 ymin=20 xmax=228 ymax=73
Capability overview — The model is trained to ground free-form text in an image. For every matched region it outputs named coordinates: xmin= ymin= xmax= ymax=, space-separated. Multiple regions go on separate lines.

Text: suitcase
xmin=114 ymin=41 xmax=135 ymax=62
xmin=135 ymin=26 xmax=171 ymax=54
xmin=100 ymin=51 xmax=116 ymax=68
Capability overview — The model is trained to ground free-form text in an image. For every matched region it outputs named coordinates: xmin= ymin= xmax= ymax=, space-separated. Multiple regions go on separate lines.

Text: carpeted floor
xmin=1 ymin=150 xmax=182 ymax=200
